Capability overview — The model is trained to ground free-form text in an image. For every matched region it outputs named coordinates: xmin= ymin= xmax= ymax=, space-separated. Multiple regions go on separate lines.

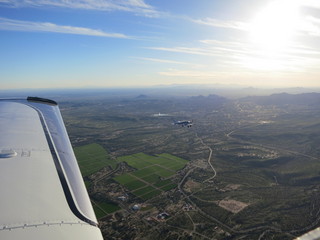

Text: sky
xmin=1 ymin=0 xmax=320 ymax=89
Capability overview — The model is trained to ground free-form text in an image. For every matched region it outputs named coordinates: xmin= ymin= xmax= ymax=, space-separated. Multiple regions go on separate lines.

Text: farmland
xmin=73 ymin=143 xmax=186 ymax=214
xmin=114 ymin=153 xmax=186 ymax=200
xmin=59 ymin=91 xmax=320 ymax=239
xmin=74 ymin=143 xmax=116 ymax=176
xmin=93 ymin=201 xmax=121 ymax=219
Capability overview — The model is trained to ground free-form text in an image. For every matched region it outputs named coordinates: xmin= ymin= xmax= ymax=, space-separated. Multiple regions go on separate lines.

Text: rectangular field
xmin=124 ymin=179 xmax=146 ymax=191
xmin=114 ymin=153 xmax=188 ymax=200
xmin=140 ymin=189 xmax=162 ymax=200
xmin=154 ymin=179 xmax=172 ymax=187
xmin=114 ymin=173 xmax=137 ymax=185
xmin=161 ymin=183 xmax=177 ymax=191
xmin=117 ymin=155 xmax=152 ymax=169
xmin=74 ymin=143 xmax=116 ymax=176
xmin=132 ymin=186 xmax=156 ymax=196
xmin=141 ymin=174 xmax=160 ymax=183
xmin=93 ymin=201 xmax=121 ymax=219
xmin=132 ymin=166 xmax=159 ymax=178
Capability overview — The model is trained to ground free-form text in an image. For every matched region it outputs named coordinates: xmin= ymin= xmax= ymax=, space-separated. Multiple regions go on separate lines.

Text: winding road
xmin=195 ymin=133 xmax=216 ymax=182
xmin=176 ymin=129 xmax=299 ymax=239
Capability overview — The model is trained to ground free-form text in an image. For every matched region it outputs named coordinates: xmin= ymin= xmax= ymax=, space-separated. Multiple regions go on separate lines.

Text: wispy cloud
xmin=190 ymin=3 xmax=320 ymax=39
xmin=132 ymin=57 xmax=191 ymax=65
xmin=0 ymin=17 xmax=130 ymax=38
xmin=300 ymin=16 xmax=320 ymax=37
xmin=191 ymin=17 xmax=249 ymax=31
xmin=301 ymin=0 xmax=320 ymax=9
xmin=201 ymin=39 xmax=320 ymax=71
xmin=148 ymin=46 xmax=223 ymax=57
xmin=1 ymin=0 xmax=158 ymax=17
xmin=159 ymin=69 xmax=222 ymax=78
xmin=150 ymin=37 xmax=320 ymax=74
xmin=132 ymin=57 xmax=205 ymax=69
xmin=148 ymin=40 xmax=253 ymax=60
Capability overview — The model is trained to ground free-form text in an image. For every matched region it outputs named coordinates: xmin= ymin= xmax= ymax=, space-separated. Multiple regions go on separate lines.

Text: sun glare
xmin=249 ymin=0 xmax=301 ymax=52
xmin=245 ymin=0 xmax=302 ymax=70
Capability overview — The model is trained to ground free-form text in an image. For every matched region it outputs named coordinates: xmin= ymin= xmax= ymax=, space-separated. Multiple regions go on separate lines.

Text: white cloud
xmin=0 ymin=17 xmax=130 ymax=38
xmin=1 ymin=0 xmax=158 ymax=17
xmin=191 ymin=17 xmax=249 ymax=31
xmin=150 ymin=36 xmax=320 ymax=74
xmin=132 ymin=57 xmax=190 ymax=65
xmin=132 ymin=57 xmax=205 ymax=69
xmin=300 ymin=16 xmax=320 ymax=36
xmin=159 ymin=69 xmax=221 ymax=78
xmin=148 ymin=46 xmax=221 ymax=57
xmin=300 ymin=0 xmax=320 ymax=9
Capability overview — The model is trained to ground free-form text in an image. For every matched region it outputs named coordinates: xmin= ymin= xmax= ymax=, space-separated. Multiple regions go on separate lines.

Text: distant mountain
xmin=185 ymin=94 xmax=228 ymax=110
xmin=241 ymin=92 xmax=320 ymax=106
xmin=136 ymin=94 xmax=148 ymax=99
xmin=190 ymin=94 xmax=227 ymax=103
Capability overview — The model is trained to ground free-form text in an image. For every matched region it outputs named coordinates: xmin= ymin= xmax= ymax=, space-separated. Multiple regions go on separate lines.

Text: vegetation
xmin=74 ymin=143 xmax=116 ymax=176
xmin=115 ymin=153 xmax=188 ymax=200
xmin=62 ymin=92 xmax=320 ymax=239
xmin=93 ymin=201 xmax=121 ymax=219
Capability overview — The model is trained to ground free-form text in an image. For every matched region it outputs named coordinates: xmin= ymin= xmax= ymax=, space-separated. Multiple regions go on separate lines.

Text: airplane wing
xmin=296 ymin=227 xmax=320 ymax=240
xmin=0 ymin=97 xmax=103 ymax=239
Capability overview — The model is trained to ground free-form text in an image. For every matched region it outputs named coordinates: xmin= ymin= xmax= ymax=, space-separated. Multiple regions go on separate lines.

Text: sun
xmin=247 ymin=0 xmax=301 ymax=62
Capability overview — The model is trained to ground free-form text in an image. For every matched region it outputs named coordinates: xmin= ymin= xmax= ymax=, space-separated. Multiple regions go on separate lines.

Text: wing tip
xmin=27 ymin=97 xmax=58 ymax=106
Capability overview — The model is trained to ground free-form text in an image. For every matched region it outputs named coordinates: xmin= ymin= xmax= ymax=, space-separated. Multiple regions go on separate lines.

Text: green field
xmin=161 ymin=183 xmax=177 ymax=191
xmin=117 ymin=155 xmax=152 ymax=169
xmin=141 ymin=174 xmax=160 ymax=183
xmin=132 ymin=166 xmax=159 ymax=177
xmin=132 ymin=186 xmax=155 ymax=196
xmin=124 ymin=179 xmax=147 ymax=190
xmin=154 ymin=179 xmax=172 ymax=187
xmin=140 ymin=189 xmax=162 ymax=200
xmin=74 ymin=143 xmax=120 ymax=218
xmin=114 ymin=173 xmax=137 ymax=183
xmin=115 ymin=153 xmax=188 ymax=200
xmin=118 ymin=152 xmax=188 ymax=172
xmin=93 ymin=201 xmax=121 ymax=219
xmin=74 ymin=143 xmax=117 ymax=176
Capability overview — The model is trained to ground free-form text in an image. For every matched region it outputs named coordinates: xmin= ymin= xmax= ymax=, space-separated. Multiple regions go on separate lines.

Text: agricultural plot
xmin=74 ymin=143 xmax=121 ymax=218
xmin=117 ymin=155 xmax=152 ymax=169
xmin=124 ymin=179 xmax=146 ymax=191
xmin=115 ymin=153 xmax=188 ymax=200
xmin=114 ymin=173 xmax=137 ymax=185
xmin=154 ymin=179 xmax=172 ymax=187
xmin=132 ymin=186 xmax=155 ymax=196
xmin=93 ymin=201 xmax=121 ymax=219
xmin=118 ymin=152 xmax=188 ymax=172
xmin=141 ymin=174 xmax=160 ymax=183
xmin=74 ymin=143 xmax=117 ymax=176
xmin=140 ymin=189 xmax=162 ymax=201
xmin=132 ymin=166 xmax=159 ymax=178
xmin=161 ymin=183 xmax=177 ymax=191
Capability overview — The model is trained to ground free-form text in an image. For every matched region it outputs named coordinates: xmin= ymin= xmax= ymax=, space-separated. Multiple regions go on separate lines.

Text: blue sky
xmin=1 ymin=0 xmax=320 ymax=89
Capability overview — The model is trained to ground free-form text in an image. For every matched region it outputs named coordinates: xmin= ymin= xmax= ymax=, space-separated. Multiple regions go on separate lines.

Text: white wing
xmin=0 ymin=97 xmax=103 ymax=240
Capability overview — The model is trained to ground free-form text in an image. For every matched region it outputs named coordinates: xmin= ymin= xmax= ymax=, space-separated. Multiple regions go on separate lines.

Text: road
xmin=225 ymin=125 xmax=320 ymax=238
xmin=175 ymin=129 xmax=298 ymax=238
xmin=195 ymin=133 xmax=216 ymax=182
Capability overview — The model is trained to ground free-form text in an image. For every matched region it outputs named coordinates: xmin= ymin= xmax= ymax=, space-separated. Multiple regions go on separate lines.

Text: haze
xmin=1 ymin=0 xmax=320 ymax=89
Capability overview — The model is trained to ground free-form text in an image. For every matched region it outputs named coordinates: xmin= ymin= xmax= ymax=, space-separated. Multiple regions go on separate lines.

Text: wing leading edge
xmin=0 ymin=98 xmax=103 ymax=239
